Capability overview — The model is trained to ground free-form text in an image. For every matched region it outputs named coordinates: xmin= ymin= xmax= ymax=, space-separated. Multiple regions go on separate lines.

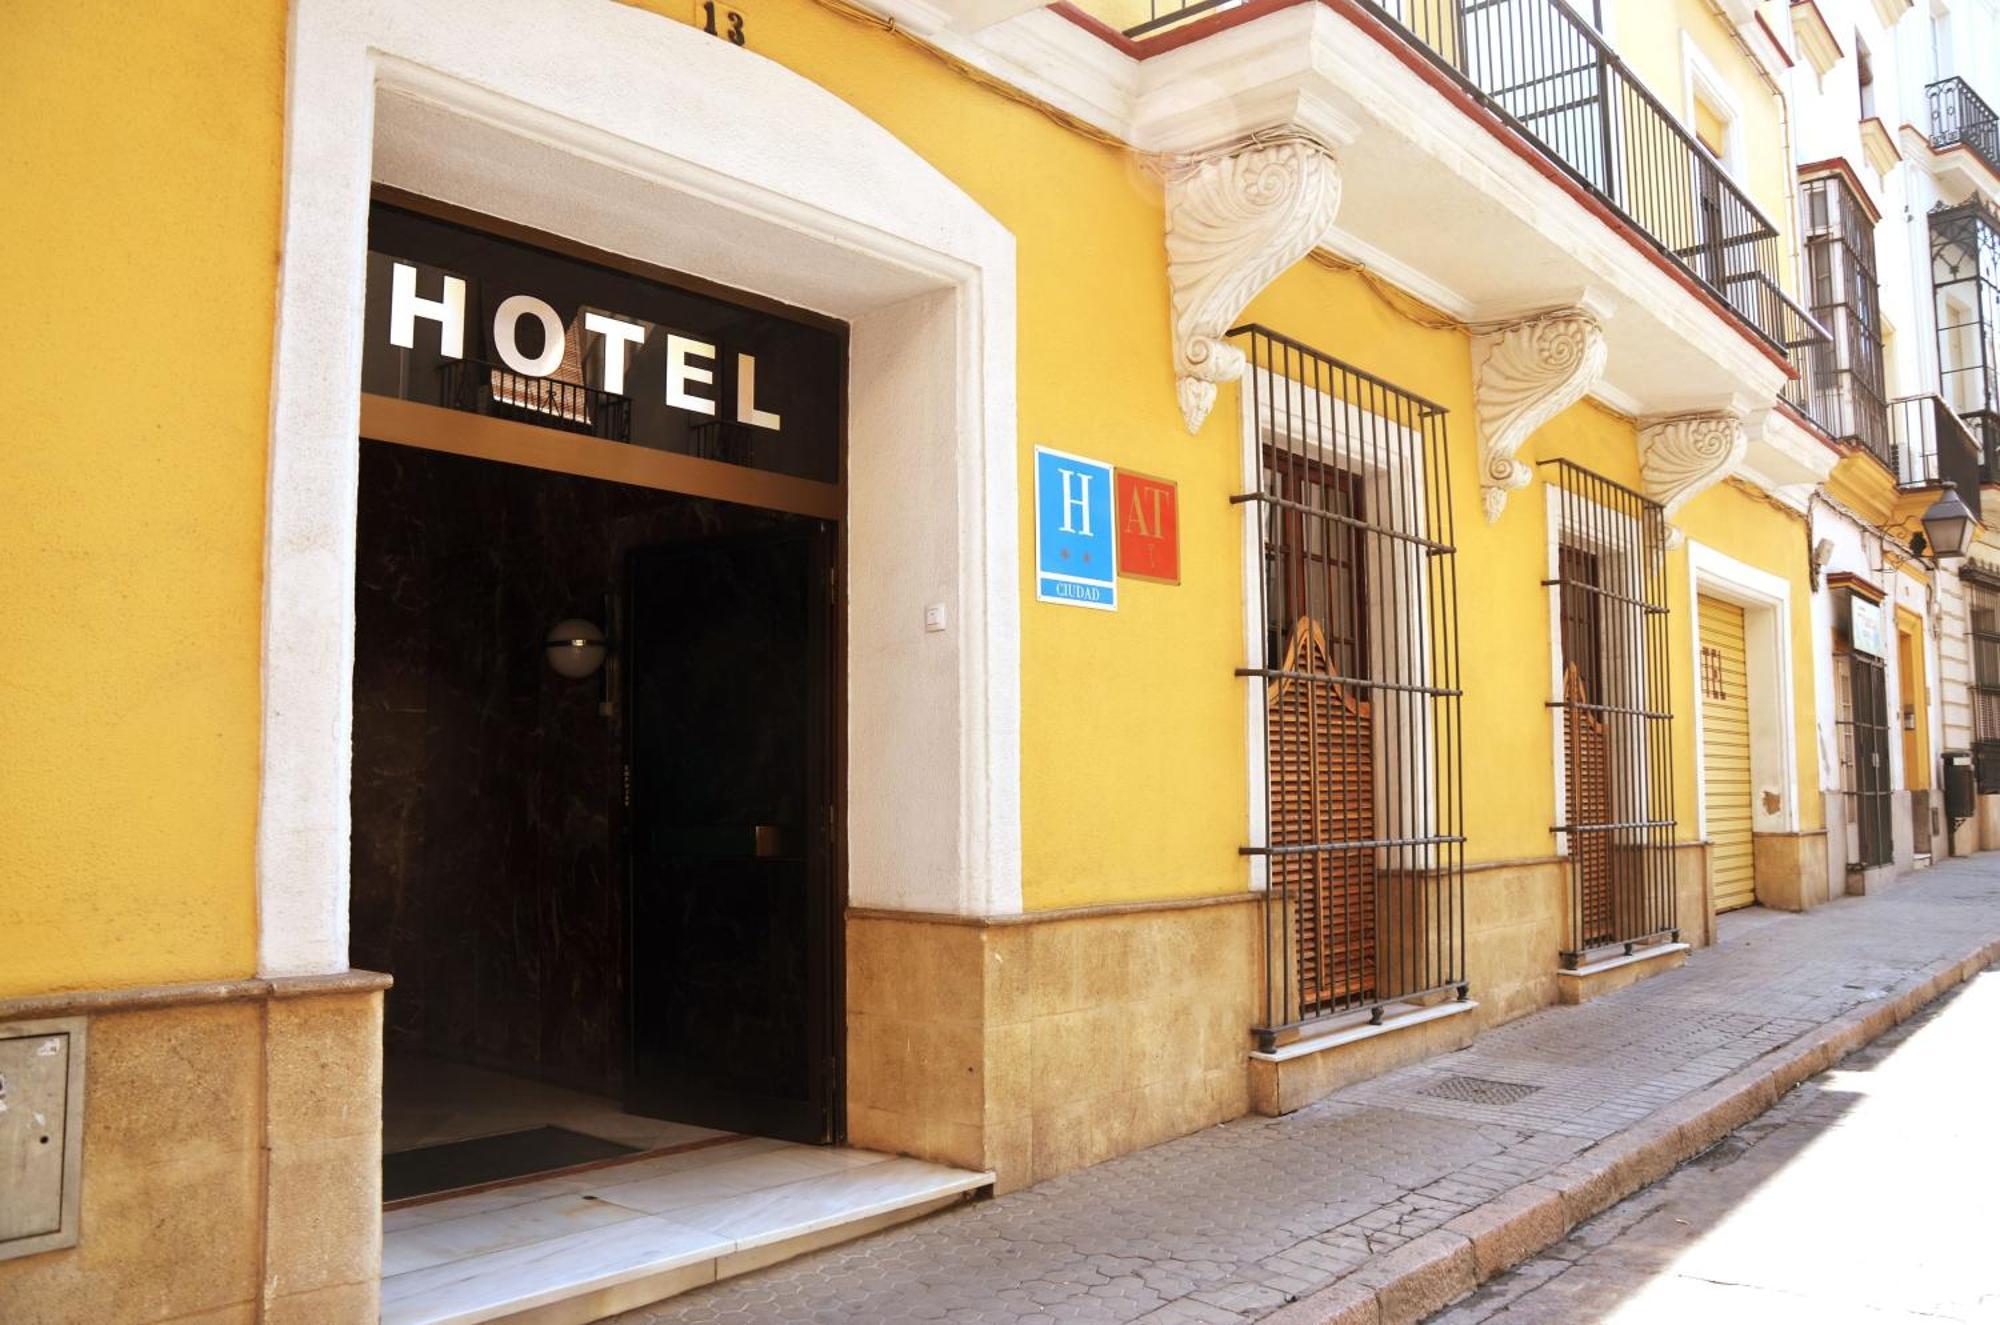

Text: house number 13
xmin=701 ymin=1 xmax=747 ymax=44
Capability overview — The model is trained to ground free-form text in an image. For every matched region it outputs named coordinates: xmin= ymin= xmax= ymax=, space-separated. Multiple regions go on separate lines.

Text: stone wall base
xmin=0 ymin=973 xmax=387 ymax=1325
xmin=850 ymin=843 xmax=1717 ymax=1189
xmin=846 ymin=897 xmax=1258 ymax=1194
xmin=1753 ymin=830 xmax=1830 ymax=911
xmin=1977 ymin=793 xmax=2000 ymax=852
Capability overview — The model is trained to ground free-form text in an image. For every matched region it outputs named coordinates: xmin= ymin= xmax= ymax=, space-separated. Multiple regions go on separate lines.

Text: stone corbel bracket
xmin=1473 ymin=308 xmax=1607 ymax=522
xmin=1639 ymin=411 xmax=1748 ymax=545
xmin=1165 ymin=133 xmax=1342 ymax=435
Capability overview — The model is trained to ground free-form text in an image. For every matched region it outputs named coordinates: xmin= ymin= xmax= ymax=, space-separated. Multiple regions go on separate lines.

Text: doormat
xmin=382 ymin=1126 xmax=640 ymax=1202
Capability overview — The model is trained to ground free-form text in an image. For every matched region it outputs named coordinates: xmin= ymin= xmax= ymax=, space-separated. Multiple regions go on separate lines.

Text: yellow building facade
xmin=6 ymin=0 xmax=1982 ymax=1320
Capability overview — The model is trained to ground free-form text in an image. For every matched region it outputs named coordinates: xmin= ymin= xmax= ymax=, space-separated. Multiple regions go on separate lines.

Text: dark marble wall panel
xmin=352 ymin=440 xmax=801 ymax=1100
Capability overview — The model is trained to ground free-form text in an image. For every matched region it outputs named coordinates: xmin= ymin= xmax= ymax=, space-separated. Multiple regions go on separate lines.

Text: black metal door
xmin=625 ymin=530 xmax=836 ymax=1143
xmin=1847 ymin=652 xmax=1894 ymax=869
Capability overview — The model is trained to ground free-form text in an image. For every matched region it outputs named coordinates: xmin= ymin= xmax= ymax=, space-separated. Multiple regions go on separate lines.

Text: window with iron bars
xmin=1965 ymin=567 xmax=2000 ymax=794
xmin=1234 ymin=326 xmax=1467 ymax=1051
xmin=1801 ymin=173 xmax=1891 ymax=464
xmin=1543 ymin=461 xmax=1676 ymax=967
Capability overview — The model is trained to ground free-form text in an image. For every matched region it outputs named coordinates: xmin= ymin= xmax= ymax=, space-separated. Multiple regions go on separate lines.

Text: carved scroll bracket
xmin=1165 ymin=133 xmax=1342 ymax=434
xmin=1639 ymin=411 xmax=1748 ymax=546
xmin=1473 ymin=308 xmax=1607 ymax=522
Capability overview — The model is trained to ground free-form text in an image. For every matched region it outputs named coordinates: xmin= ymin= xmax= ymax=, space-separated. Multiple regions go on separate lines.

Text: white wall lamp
xmin=545 ymin=599 xmax=616 ymax=717
xmin=544 ymin=618 xmax=608 ymax=678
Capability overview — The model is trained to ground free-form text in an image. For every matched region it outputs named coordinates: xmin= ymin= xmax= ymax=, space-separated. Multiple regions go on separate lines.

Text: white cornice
xmin=1316 ymin=225 xmax=1477 ymax=322
xmin=1900 ymin=120 xmax=2000 ymax=210
xmin=858 ymin=0 xmax=1138 ymax=137
xmin=856 ymin=0 xmax=1792 ymax=415
xmin=1740 ymin=405 xmax=1837 ymax=506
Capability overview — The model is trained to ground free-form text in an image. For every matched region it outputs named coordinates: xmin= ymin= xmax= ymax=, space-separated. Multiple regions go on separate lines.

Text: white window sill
xmin=1558 ymin=941 xmax=1689 ymax=979
xmin=1250 ymin=998 xmax=1478 ymax=1063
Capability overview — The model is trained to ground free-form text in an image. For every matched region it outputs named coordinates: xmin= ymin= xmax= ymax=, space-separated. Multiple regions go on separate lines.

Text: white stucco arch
xmin=261 ymin=0 xmax=1022 ymax=975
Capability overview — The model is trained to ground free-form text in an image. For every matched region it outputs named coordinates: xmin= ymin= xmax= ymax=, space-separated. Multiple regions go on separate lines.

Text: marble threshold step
xmin=380 ymin=1136 xmax=993 ymax=1325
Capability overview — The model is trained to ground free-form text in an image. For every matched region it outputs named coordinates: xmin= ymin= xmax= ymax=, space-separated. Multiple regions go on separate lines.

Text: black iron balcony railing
xmin=1890 ymin=393 xmax=1984 ymax=521
xmin=1120 ymin=0 xmax=1824 ymax=359
xmin=1928 ymin=76 xmax=2000 ymax=178
xmin=438 ymin=359 xmax=633 ymax=442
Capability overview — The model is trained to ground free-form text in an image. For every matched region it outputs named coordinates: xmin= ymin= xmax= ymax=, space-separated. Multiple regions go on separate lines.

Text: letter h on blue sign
xmin=1034 ymin=446 xmax=1116 ymax=611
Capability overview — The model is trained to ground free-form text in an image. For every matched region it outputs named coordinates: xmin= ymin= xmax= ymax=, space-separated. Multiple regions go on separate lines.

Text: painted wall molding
xmin=1165 ymin=132 xmax=1341 ymax=434
xmin=1640 ymin=410 xmax=1748 ymax=540
xmin=1473 ymin=308 xmax=1607 ymax=521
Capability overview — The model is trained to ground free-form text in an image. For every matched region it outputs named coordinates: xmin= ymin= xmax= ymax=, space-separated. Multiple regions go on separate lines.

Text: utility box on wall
xmin=1943 ymin=750 xmax=1976 ymax=840
xmin=0 ymin=1017 xmax=86 ymax=1261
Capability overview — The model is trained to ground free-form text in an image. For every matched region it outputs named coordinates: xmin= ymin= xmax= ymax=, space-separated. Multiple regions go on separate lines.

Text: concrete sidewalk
xmin=620 ymin=858 xmax=2000 ymax=1325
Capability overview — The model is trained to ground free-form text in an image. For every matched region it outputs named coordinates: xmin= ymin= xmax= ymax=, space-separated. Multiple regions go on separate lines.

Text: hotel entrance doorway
xmin=349 ymin=193 xmax=847 ymax=1202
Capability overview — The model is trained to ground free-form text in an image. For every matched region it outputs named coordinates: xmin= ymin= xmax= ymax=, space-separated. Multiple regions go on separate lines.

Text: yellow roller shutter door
xmin=1699 ymin=596 xmax=1756 ymax=912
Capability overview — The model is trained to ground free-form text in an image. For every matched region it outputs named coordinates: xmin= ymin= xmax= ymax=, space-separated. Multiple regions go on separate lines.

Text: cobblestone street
xmin=620 ymin=859 xmax=2000 ymax=1324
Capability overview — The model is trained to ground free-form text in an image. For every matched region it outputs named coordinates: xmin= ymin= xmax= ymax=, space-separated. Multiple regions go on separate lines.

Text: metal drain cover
xmin=1418 ymin=1075 xmax=1542 ymax=1106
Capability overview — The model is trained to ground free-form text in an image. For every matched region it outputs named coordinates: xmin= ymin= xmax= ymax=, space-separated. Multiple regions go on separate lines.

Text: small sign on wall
xmin=1035 ymin=447 xmax=1117 ymax=610
xmin=1115 ymin=470 xmax=1179 ymax=585
xmin=1850 ymin=595 xmax=1885 ymax=658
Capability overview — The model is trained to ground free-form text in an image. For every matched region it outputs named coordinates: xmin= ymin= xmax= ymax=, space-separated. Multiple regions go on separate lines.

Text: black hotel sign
xmin=361 ymin=202 xmax=844 ymax=485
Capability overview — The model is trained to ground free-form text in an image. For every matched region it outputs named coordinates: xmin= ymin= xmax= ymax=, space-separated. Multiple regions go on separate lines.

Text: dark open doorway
xmin=350 ymin=439 xmax=842 ymax=1201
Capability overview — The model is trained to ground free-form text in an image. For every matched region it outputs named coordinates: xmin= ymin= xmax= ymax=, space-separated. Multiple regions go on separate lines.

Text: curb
xmin=1262 ymin=934 xmax=2000 ymax=1325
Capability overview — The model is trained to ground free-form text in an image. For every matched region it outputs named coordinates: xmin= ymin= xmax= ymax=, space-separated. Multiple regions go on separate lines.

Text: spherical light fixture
xmin=1919 ymin=489 xmax=1976 ymax=562
xmin=545 ymin=618 xmax=608 ymax=679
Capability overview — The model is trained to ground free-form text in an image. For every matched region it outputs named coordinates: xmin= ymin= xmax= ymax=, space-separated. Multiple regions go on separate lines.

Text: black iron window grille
xmin=1800 ymin=174 xmax=1892 ymax=465
xmin=1931 ymin=200 xmax=2000 ymax=480
xmin=1119 ymin=0 xmax=1823 ymax=359
xmin=1234 ymin=325 xmax=1467 ymax=1050
xmin=1834 ymin=647 xmax=1893 ymax=870
xmin=1543 ymin=461 xmax=1676 ymax=967
xmin=1965 ymin=567 xmax=2000 ymax=794
xmin=1928 ymin=76 xmax=2000 ymax=179
xmin=1889 ymin=394 xmax=1985 ymax=519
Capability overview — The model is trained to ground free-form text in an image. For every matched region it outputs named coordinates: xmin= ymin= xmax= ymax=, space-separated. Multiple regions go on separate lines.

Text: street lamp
xmin=1915 ymin=489 xmax=1976 ymax=562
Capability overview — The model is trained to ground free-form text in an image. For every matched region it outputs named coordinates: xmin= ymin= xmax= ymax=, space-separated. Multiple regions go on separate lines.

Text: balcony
xmin=1116 ymin=0 xmax=1822 ymax=361
xmin=1889 ymin=394 xmax=1984 ymax=523
xmin=1928 ymin=77 xmax=2000 ymax=181
xmin=1795 ymin=173 xmax=1890 ymax=464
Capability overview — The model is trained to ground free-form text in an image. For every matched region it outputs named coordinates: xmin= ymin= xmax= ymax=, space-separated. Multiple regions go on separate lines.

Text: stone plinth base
xmin=1754 ymin=830 xmax=1830 ymax=911
xmin=0 ymin=972 xmax=387 ymax=1325
xmin=1556 ymin=943 xmax=1688 ymax=1004
xmin=1247 ymin=1001 xmax=1479 ymax=1117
